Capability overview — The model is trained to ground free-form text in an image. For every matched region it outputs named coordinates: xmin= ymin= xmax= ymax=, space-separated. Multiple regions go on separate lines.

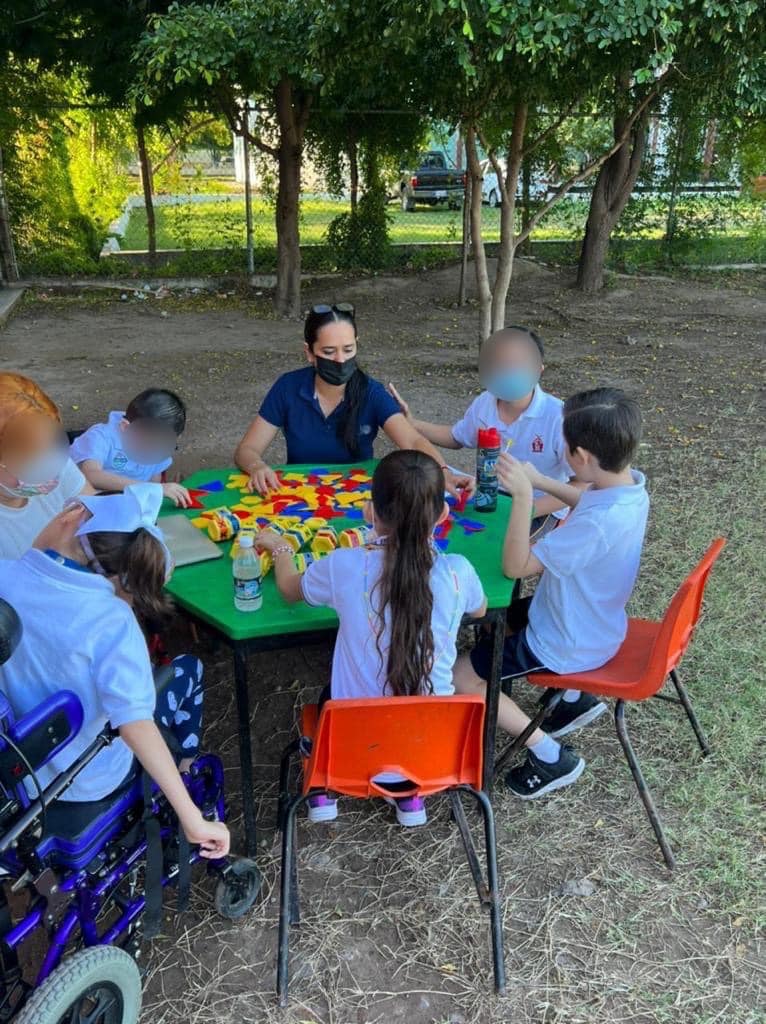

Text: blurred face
xmin=120 ymin=418 xmax=178 ymax=465
xmin=0 ymin=414 xmax=68 ymax=499
xmin=479 ymin=334 xmax=543 ymax=403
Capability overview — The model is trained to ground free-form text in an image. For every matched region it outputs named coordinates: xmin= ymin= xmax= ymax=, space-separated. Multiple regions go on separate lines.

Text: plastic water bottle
xmin=475 ymin=427 xmax=500 ymax=513
xmin=233 ymin=535 xmax=263 ymax=612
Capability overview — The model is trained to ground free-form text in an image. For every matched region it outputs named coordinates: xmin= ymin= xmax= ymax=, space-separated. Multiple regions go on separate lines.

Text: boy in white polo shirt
xmin=454 ymin=387 xmax=649 ymax=799
xmin=389 ymin=326 xmax=577 ymax=532
xmin=70 ymin=388 xmax=191 ymax=507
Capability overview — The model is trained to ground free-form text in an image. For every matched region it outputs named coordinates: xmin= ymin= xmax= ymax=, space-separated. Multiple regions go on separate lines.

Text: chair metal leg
xmin=277 ymin=739 xmax=300 ymax=831
xmin=449 ymin=790 xmax=489 ymax=904
xmin=277 ymin=794 xmax=309 ymax=1006
xmin=494 ymin=687 xmax=563 ymax=774
xmin=460 ymin=786 xmax=506 ymax=995
xmin=289 ymin=813 xmax=301 ymax=926
xmin=669 ymin=669 xmax=711 ymax=756
xmin=614 ymin=700 xmax=676 ymax=871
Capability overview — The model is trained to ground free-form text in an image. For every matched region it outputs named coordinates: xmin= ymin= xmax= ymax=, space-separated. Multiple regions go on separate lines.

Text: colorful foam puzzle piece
xmin=185 ymin=489 xmax=207 ymax=510
xmin=196 ymin=480 xmax=225 ymax=493
xmin=226 ymin=473 xmax=250 ymax=490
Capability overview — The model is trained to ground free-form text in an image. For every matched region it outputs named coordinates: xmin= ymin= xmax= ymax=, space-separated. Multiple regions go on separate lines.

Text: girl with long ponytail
xmin=257 ymin=450 xmax=488 ymax=827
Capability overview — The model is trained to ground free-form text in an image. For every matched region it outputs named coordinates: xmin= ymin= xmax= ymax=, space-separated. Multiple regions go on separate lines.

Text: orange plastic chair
xmin=276 ymin=695 xmax=505 ymax=1005
xmin=496 ymin=538 xmax=726 ymax=870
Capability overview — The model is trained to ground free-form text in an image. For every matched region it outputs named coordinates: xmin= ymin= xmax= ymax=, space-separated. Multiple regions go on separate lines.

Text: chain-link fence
xmin=105 ymin=186 xmax=765 ymax=279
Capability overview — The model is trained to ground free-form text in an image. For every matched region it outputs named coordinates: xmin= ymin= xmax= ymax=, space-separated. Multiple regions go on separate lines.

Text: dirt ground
xmin=1 ymin=260 xmax=764 ymax=1024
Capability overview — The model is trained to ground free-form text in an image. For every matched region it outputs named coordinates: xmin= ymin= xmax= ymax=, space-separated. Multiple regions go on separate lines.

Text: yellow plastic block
xmin=191 ymin=516 xmax=209 ymax=529
xmin=239 ymin=495 xmax=264 ymax=506
xmin=304 ymin=517 xmax=328 ymax=531
xmin=282 ymin=472 xmax=308 ymax=482
xmin=226 ymin=473 xmax=250 ymax=490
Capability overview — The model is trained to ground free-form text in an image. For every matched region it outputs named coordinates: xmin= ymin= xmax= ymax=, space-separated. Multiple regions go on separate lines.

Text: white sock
xmin=562 ymin=689 xmax=581 ymax=703
xmin=529 ymin=733 xmax=560 ymax=764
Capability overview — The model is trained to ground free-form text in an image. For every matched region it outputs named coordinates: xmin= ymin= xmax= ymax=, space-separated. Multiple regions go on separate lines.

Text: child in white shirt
xmin=389 ymin=326 xmax=578 ymax=529
xmin=454 ymin=387 xmax=649 ymax=800
xmin=0 ymin=372 xmax=89 ymax=559
xmin=70 ymin=388 xmax=191 ymax=507
xmin=0 ymin=484 xmax=228 ymax=857
xmin=258 ymin=449 xmax=571 ymax=827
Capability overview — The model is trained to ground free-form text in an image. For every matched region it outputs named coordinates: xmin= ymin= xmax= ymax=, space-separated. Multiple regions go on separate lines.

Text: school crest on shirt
xmin=113 ymin=450 xmax=129 ymax=470
xmin=531 ymin=435 xmax=544 ymax=453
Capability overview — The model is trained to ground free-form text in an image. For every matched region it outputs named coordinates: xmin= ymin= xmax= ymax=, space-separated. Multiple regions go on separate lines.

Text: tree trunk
xmin=701 ymin=120 xmax=717 ymax=182
xmin=576 ymin=81 xmax=649 ymax=294
xmin=135 ymin=119 xmax=156 ymax=264
xmin=0 ymin=144 xmax=19 ymax=283
xmin=458 ymin=170 xmax=471 ymax=306
xmin=242 ymin=112 xmax=254 ymax=276
xmin=348 ymin=133 xmax=359 ymax=212
xmin=464 ymin=125 xmax=491 ymax=344
xmin=490 ymin=104 xmax=526 ymax=333
xmin=664 ymin=119 xmax=686 ymax=255
xmin=519 ymin=154 xmax=532 ymax=256
xmin=274 ymin=77 xmax=306 ymax=318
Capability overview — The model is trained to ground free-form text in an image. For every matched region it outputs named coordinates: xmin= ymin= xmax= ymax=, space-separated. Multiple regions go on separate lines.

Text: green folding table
xmin=162 ymin=462 xmax=514 ymax=856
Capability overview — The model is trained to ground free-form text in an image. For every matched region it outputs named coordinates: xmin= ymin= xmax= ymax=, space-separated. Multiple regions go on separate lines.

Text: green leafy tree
xmin=576 ymin=4 xmax=766 ymax=292
xmin=136 ymin=0 xmax=334 ymax=315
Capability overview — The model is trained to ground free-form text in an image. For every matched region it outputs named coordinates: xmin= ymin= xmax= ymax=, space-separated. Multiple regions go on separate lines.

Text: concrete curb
xmin=0 ymin=287 xmax=25 ymax=329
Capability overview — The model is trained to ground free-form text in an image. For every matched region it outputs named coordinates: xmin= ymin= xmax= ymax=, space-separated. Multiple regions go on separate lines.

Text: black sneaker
xmin=505 ymin=745 xmax=585 ymax=800
xmin=542 ymin=693 xmax=607 ymax=738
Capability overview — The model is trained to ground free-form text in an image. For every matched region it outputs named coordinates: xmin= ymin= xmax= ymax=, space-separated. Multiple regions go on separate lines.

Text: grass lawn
xmin=7 ymin=261 xmax=764 ymax=1023
xmin=120 ymin=196 xmax=476 ymax=250
xmin=118 ymin=194 xmax=765 ymax=277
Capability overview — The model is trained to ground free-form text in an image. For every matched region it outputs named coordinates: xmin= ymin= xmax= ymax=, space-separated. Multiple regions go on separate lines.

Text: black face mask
xmin=315 ymin=354 xmax=358 ymax=387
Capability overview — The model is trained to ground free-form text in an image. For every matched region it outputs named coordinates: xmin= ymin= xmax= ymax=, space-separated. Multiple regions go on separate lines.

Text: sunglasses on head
xmin=310 ymin=302 xmax=355 ymax=318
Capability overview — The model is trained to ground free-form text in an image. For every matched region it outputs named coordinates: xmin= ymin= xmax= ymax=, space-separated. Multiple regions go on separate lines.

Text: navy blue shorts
xmin=471 ymin=597 xmax=547 ymax=682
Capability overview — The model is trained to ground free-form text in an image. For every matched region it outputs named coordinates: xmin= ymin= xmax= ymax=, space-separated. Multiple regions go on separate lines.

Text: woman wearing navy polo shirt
xmin=235 ymin=304 xmax=472 ymax=496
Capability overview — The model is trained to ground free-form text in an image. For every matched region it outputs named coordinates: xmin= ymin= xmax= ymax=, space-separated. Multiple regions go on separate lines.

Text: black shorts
xmin=471 ymin=596 xmax=547 ymax=682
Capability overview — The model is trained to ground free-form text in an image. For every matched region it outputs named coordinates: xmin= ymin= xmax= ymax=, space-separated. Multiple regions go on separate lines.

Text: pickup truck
xmin=397 ymin=152 xmax=465 ymax=212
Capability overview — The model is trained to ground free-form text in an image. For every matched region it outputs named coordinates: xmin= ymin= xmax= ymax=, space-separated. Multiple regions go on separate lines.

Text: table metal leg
xmin=233 ymin=643 xmax=258 ymax=856
xmin=482 ymin=610 xmax=505 ymax=794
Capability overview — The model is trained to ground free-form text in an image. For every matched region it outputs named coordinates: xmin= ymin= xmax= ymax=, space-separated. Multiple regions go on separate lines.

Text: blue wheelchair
xmin=0 ymin=599 xmax=261 ymax=1023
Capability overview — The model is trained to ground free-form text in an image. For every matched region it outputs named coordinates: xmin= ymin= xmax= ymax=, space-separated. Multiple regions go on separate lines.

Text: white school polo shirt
xmin=301 ymin=546 xmax=486 ymax=699
xmin=0 ymin=459 xmax=86 ymax=559
xmin=70 ymin=411 xmax=173 ymax=482
xmin=451 ymin=387 xmax=572 ymax=516
xmin=0 ymin=550 xmax=156 ymax=800
xmin=526 ymin=470 xmax=649 ymax=674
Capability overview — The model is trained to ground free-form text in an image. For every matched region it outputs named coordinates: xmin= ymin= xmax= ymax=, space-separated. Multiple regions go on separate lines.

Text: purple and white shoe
xmin=307 ymin=793 xmax=338 ymax=823
xmin=385 ymin=795 xmax=427 ymax=827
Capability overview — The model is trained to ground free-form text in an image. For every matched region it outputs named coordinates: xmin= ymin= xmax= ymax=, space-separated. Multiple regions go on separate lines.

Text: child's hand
xmin=387 ymin=382 xmax=413 ymax=421
xmin=444 ymin=467 xmax=475 ymax=499
xmin=162 ymin=482 xmax=193 ymax=508
xmin=180 ymin=809 xmax=230 ymax=858
xmin=497 ymin=453 xmax=533 ymax=499
xmin=246 ymin=463 xmax=280 ymax=495
xmin=254 ymin=528 xmax=283 ymax=553
xmin=516 ymin=459 xmax=543 ymax=489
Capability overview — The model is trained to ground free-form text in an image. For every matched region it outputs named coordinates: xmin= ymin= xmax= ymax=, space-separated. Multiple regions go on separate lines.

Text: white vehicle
xmin=480 ymin=159 xmax=549 ymax=206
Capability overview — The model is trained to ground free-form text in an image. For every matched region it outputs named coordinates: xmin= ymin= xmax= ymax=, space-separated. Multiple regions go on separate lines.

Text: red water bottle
xmin=475 ymin=427 xmax=500 ymax=512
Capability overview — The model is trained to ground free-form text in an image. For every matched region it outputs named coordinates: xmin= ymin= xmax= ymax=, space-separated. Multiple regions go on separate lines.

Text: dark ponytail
xmin=304 ymin=306 xmax=368 ymax=459
xmin=87 ymin=529 xmax=173 ymax=623
xmin=370 ymin=450 xmax=445 ymax=697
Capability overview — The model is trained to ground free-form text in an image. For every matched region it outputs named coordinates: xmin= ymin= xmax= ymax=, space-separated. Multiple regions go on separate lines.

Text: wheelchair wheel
xmin=13 ymin=946 xmax=141 ymax=1024
xmin=214 ymin=857 xmax=262 ymax=919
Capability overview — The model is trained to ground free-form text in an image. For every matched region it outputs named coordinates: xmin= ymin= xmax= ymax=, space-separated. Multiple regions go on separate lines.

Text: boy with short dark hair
xmin=454 ymin=387 xmax=649 ymax=799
